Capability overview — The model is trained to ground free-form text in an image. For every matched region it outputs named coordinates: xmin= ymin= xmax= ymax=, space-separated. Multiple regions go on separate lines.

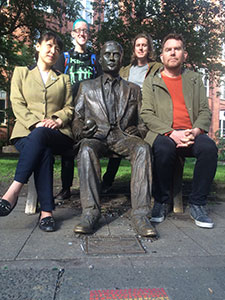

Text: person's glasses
xmin=74 ymin=28 xmax=89 ymax=35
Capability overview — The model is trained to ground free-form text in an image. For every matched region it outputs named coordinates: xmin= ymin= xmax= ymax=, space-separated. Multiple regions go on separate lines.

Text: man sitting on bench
xmin=72 ymin=41 xmax=156 ymax=237
xmin=141 ymin=33 xmax=218 ymax=228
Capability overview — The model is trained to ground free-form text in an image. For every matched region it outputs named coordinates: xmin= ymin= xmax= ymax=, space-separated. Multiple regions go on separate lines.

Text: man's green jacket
xmin=141 ymin=68 xmax=212 ymax=146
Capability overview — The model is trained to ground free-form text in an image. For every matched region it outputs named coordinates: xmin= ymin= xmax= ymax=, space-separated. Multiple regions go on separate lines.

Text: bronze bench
xmin=2 ymin=145 xmax=185 ymax=214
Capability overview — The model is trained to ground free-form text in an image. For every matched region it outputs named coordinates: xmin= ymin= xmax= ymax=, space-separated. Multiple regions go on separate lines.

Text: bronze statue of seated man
xmin=72 ymin=41 xmax=156 ymax=237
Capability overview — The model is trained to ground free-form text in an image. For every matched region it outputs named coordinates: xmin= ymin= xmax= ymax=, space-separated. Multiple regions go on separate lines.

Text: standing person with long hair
xmin=120 ymin=32 xmax=162 ymax=88
xmin=0 ymin=32 xmax=74 ymax=232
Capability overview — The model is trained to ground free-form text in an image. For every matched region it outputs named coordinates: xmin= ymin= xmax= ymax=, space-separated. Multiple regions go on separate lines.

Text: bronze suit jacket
xmin=72 ymin=75 xmax=147 ymax=141
xmin=10 ymin=65 xmax=74 ymax=140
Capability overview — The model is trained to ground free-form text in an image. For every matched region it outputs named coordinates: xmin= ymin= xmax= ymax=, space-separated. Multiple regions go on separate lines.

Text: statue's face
xmin=100 ymin=42 xmax=122 ymax=76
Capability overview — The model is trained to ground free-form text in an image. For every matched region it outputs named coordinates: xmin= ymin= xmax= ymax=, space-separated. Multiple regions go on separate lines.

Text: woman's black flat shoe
xmin=39 ymin=216 xmax=56 ymax=232
xmin=0 ymin=198 xmax=17 ymax=217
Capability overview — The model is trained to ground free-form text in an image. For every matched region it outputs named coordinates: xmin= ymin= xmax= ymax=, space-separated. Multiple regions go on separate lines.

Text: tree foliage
xmin=1 ymin=0 xmax=225 ymax=92
xmin=91 ymin=0 xmax=225 ymax=75
xmin=0 ymin=0 xmax=81 ymax=92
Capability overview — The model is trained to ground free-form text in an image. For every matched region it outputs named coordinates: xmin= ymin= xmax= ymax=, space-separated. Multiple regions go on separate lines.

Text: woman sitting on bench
xmin=0 ymin=31 xmax=74 ymax=232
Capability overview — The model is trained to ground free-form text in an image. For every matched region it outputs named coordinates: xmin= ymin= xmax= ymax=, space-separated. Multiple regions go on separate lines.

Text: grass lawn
xmin=0 ymin=156 xmax=224 ymax=183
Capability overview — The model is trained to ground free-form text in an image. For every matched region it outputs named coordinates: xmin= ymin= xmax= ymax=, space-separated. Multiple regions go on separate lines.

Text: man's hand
xmin=169 ymin=129 xmax=194 ymax=148
xmin=191 ymin=128 xmax=202 ymax=138
xmin=82 ymin=119 xmax=97 ymax=138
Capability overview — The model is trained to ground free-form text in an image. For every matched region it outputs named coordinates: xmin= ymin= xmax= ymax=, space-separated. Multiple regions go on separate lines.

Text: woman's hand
xmin=35 ymin=118 xmax=63 ymax=129
xmin=54 ymin=118 xmax=63 ymax=128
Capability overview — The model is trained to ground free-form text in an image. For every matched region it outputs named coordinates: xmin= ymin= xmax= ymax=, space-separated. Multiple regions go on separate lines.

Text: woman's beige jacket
xmin=10 ymin=65 xmax=74 ymax=140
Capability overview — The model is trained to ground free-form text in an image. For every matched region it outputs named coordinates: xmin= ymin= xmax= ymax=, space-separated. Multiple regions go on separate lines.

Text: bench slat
xmin=172 ymin=156 xmax=184 ymax=213
xmin=25 ymin=173 xmax=37 ymax=215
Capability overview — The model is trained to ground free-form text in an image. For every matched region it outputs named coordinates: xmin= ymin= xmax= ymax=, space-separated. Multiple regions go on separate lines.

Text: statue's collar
xmin=102 ymin=73 xmax=120 ymax=85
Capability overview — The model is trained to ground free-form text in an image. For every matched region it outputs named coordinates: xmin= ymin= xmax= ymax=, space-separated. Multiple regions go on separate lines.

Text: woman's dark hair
xmin=130 ymin=32 xmax=155 ymax=66
xmin=35 ymin=31 xmax=64 ymax=61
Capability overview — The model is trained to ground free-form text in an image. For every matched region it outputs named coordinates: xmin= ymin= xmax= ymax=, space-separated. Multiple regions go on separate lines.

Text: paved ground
xmin=0 ymin=186 xmax=225 ymax=300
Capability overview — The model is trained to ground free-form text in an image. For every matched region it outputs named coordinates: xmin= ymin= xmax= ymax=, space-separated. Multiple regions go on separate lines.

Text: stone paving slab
xmin=107 ymin=214 xmax=135 ymax=236
xmin=0 ymin=229 xmax=35 ymax=261
xmin=1 ymin=268 xmax=59 ymax=300
xmin=180 ymin=227 xmax=225 ymax=256
xmin=141 ymin=222 xmax=210 ymax=258
xmin=16 ymin=228 xmax=84 ymax=261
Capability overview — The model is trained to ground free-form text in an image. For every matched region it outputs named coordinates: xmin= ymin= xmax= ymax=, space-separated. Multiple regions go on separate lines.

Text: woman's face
xmin=71 ymin=21 xmax=89 ymax=48
xmin=36 ymin=38 xmax=61 ymax=67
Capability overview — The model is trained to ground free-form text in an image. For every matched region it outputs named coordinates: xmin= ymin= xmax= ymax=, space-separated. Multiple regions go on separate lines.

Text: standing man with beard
xmin=141 ymin=33 xmax=218 ymax=229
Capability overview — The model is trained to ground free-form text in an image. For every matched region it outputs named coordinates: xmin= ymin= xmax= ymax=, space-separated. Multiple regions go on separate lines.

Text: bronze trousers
xmin=77 ymin=134 xmax=152 ymax=217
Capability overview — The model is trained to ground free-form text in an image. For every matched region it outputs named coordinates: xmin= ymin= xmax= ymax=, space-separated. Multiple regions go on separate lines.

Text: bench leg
xmin=172 ymin=156 xmax=184 ymax=213
xmin=25 ymin=173 xmax=38 ymax=215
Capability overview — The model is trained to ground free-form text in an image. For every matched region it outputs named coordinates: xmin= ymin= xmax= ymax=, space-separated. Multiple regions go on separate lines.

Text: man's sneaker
xmin=151 ymin=201 xmax=166 ymax=223
xmin=55 ymin=188 xmax=71 ymax=200
xmin=190 ymin=204 xmax=214 ymax=228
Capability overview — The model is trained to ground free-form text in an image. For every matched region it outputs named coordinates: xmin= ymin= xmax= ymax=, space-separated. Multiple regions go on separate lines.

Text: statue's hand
xmin=82 ymin=119 xmax=97 ymax=138
xmin=125 ymin=126 xmax=140 ymax=136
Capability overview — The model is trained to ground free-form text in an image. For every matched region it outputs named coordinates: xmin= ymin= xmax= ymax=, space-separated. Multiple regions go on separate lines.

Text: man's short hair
xmin=161 ymin=33 xmax=186 ymax=51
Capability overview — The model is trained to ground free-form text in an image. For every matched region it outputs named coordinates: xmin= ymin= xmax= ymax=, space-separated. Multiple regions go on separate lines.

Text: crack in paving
xmin=53 ymin=268 xmax=65 ymax=300
xmin=14 ymin=221 xmax=39 ymax=261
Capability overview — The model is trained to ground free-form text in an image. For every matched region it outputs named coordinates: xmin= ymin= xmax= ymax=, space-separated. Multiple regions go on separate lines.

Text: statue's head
xmin=100 ymin=41 xmax=123 ymax=76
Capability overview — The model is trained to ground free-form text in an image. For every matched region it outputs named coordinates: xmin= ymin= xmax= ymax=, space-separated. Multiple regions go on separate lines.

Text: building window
xmin=199 ymin=68 xmax=209 ymax=97
xmin=220 ymin=76 xmax=225 ymax=100
xmin=219 ymin=111 xmax=225 ymax=138
xmin=0 ymin=99 xmax=6 ymax=124
xmin=0 ymin=91 xmax=6 ymax=124
xmin=0 ymin=91 xmax=6 ymax=99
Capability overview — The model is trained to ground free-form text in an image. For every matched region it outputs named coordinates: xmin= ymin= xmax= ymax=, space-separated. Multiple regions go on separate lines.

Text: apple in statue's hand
xmin=85 ymin=119 xmax=96 ymax=129
xmin=82 ymin=119 xmax=97 ymax=138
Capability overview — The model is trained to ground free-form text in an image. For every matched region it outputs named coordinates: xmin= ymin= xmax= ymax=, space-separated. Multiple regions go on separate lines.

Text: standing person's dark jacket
xmin=54 ymin=48 xmax=102 ymax=99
